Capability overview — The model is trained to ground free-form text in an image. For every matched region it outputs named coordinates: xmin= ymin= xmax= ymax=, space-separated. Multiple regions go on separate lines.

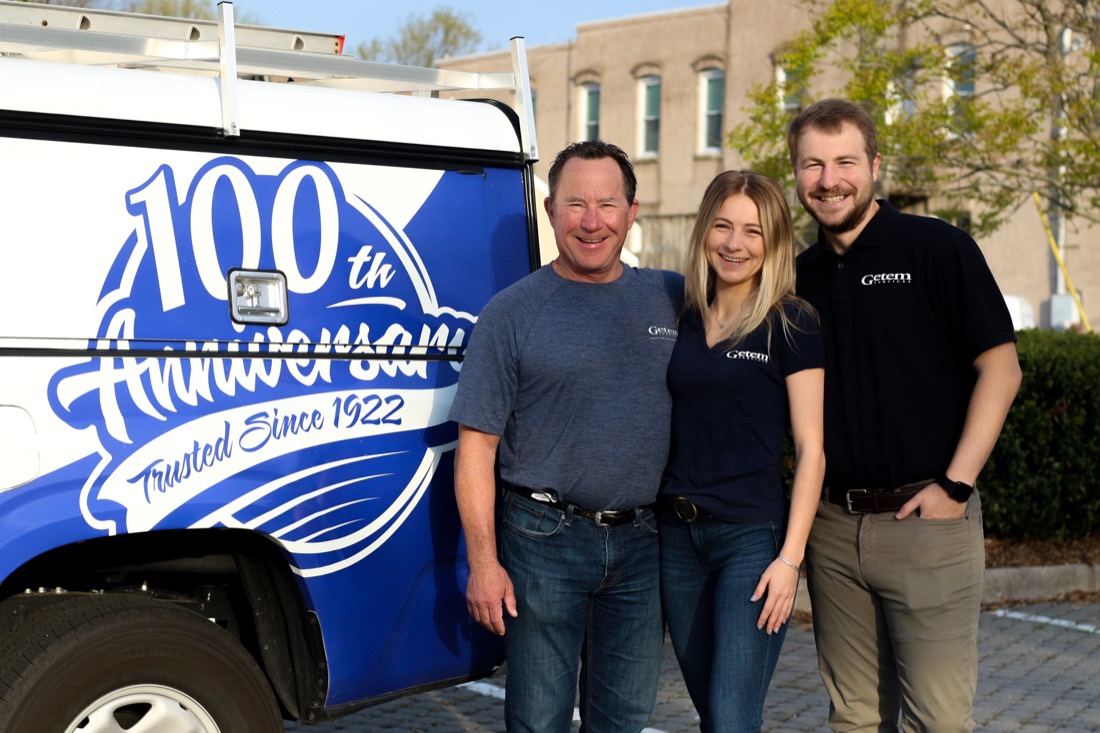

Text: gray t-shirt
xmin=449 ymin=264 xmax=683 ymax=509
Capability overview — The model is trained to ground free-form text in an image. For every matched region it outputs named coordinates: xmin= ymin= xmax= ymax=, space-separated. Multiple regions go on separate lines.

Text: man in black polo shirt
xmin=789 ymin=99 xmax=1022 ymax=732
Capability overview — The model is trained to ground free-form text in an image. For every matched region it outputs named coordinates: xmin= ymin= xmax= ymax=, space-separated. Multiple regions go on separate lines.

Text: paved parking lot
xmin=286 ymin=596 xmax=1100 ymax=732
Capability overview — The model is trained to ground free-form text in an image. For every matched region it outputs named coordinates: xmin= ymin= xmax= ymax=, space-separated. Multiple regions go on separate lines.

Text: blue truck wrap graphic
xmin=0 ymin=6 xmax=540 ymax=729
xmin=0 ymin=139 xmax=531 ymax=708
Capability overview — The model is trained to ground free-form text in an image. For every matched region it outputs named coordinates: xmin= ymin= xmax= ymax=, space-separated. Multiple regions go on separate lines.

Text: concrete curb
xmin=983 ymin=563 xmax=1100 ymax=603
xmin=793 ymin=564 xmax=1100 ymax=613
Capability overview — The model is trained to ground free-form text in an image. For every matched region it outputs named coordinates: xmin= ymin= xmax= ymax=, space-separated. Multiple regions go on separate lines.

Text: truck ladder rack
xmin=0 ymin=0 xmax=537 ymax=159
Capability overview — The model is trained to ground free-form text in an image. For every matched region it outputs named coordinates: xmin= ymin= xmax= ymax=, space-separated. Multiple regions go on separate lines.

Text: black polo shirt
xmin=796 ymin=200 xmax=1016 ymax=490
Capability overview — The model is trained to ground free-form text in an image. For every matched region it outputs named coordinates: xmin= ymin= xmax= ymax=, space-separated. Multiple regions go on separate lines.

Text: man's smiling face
xmin=794 ymin=122 xmax=881 ymax=250
xmin=545 ymin=156 xmax=637 ymax=283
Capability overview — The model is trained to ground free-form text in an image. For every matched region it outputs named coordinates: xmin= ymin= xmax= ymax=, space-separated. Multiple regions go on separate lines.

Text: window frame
xmin=579 ymin=82 xmax=601 ymax=142
xmin=697 ymin=67 xmax=725 ymax=155
xmin=637 ymin=74 xmax=661 ymax=157
xmin=774 ymin=63 xmax=802 ymax=115
xmin=945 ymin=43 xmax=977 ymax=102
xmin=943 ymin=43 xmax=978 ymax=137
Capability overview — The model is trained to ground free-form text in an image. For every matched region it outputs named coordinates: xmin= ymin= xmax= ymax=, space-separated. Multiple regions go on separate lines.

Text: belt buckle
xmin=672 ymin=496 xmax=699 ymax=524
xmin=592 ymin=510 xmax=624 ymax=527
xmin=845 ymin=489 xmax=869 ymax=514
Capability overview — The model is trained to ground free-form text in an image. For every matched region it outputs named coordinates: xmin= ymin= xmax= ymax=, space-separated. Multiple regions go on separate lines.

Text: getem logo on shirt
xmin=648 ymin=325 xmax=678 ymax=340
xmin=860 ymin=272 xmax=913 ymax=285
xmin=725 ymin=350 xmax=769 ymax=363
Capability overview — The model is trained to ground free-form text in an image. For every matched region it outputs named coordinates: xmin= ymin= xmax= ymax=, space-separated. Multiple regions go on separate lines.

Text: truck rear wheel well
xmin=0 ymin=529 xmax=326 ymax=721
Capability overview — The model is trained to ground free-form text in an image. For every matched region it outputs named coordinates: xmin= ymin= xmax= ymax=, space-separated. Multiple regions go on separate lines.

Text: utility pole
xmin=1047 ymin=26 xmax=1072 ymax=327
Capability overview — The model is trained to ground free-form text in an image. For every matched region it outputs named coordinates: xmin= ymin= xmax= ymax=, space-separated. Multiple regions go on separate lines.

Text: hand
xmin=895 ymin=483 xmax=968 ymax=521
xmin=750 ymin=558 xmax=800 ymax=635
xmin=465 ymin=560 xmax=518 ymax=636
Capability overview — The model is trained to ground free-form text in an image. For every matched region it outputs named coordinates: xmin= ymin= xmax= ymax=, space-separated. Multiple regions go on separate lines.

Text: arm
xmin=454 ymin=424 xmax=516 ymax=635
xmin=752 ymin=367 xmax=825 ymax=634
xmin=897 ymin=341 xmax=1022 ymax=520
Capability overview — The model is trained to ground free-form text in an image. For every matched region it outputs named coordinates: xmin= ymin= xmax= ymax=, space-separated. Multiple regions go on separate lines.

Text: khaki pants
xmin=806 ymin=493 xmax=984 ymax=732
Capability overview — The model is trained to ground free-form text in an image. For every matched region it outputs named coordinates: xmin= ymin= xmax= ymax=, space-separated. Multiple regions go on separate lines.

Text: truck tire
xmin=0 ymin=593 xmax=282 ymax=732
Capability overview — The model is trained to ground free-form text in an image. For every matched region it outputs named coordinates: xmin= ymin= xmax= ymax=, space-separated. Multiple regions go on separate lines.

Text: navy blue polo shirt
xmin=659 ymin=304 xmax=823 ymax=523
xmin=796 ymin=200 xmax=1016 ymax=491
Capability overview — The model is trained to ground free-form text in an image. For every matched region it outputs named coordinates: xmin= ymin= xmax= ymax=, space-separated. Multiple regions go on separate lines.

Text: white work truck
xmin=0 ymin=2 xmax=538 ymax=730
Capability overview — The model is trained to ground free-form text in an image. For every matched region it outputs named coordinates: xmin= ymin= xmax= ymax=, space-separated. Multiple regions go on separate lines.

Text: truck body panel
xmin=0 ymin=1 xmax=537 ymax=722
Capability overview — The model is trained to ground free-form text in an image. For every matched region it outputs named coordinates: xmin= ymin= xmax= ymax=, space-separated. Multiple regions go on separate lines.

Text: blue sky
xmin=219 ymin=1 xmax=718 ymax=57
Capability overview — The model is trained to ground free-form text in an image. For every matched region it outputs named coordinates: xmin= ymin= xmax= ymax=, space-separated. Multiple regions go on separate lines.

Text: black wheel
xmin=0 ymin=593 xmax=282 ymax=732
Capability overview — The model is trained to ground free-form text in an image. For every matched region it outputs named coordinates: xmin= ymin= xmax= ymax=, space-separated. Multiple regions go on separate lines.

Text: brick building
xmin=441 ymin=1 xmax=1097 ymax=329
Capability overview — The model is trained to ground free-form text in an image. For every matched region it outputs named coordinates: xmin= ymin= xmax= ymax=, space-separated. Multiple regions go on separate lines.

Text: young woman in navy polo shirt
xmin=659 ymin=171 xmax=825 ymax=732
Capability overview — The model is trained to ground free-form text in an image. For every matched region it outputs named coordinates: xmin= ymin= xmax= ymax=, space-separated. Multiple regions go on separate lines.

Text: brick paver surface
xmin=286 ymin=599 xmax=1100 ymax=732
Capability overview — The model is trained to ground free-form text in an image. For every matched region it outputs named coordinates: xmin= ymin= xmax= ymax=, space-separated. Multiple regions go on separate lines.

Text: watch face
xmin=950 ymin=481 xmax=973 ymax=501
xmin=940 ymin=476 xmax=973 ymax=502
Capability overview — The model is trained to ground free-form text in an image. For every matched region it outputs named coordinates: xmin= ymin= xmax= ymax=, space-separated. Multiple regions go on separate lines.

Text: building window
xmin=699 ymin=68 xmax=724 ymax=153
xmin=946 ymin=43 xmax=977 ymax=102
xmin=945 ymin=43 xmax=977 ymax=136
xmin=638 ymin=75 xmax=661 ymax=156
xmin=580 ymin=82 xmax=600 ymax=141
xmin=775 ymin=64 xmax=803 ymax=114
xmin=885 ymin=69 xmax=916 ymax=126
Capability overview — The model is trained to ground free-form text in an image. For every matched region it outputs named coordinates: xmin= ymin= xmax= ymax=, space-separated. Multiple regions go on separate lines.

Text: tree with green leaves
xmin=358 ymin=5 xmax=481 ymax=67
xmin=731 ymin=0 xmax=1100 ymax=240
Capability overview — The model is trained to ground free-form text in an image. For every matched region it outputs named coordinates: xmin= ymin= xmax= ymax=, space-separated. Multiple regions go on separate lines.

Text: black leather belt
xmin=505 ymin=484 xmax=649 ymax=527
xmin=827 ymin=479 xmax=935 ymax=514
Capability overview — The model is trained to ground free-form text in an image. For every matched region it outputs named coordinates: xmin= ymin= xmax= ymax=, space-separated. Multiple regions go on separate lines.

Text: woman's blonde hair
xmin=683 ymin=170 xmax=815 ymax=350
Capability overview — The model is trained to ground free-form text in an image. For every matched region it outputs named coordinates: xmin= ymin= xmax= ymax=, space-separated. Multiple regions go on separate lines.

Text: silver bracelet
xmin=776 ymin=555 xmax=800 ymax=573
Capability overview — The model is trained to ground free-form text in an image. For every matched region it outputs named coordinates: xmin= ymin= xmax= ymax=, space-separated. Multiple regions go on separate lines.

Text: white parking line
xmin=990 ymin=608 xmax=1099 ymax=634
xmin=458 ymin=681 xmax=506 ymax=701
xmin=458 ymin=682 xmax=669 ymax=732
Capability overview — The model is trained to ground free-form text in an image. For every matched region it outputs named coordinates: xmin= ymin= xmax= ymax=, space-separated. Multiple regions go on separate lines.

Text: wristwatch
xmin=937 ymin=475 xmax=975 ymax=503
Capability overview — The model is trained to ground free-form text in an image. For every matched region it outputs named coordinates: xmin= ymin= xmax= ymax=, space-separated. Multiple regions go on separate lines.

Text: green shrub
xmin=981 ymin=329 xmax=1100 ymax=540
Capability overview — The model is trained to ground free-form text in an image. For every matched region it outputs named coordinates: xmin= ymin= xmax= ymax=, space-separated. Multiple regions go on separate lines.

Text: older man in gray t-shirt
xmin=449 ymin=140 xmax=681 ymax=733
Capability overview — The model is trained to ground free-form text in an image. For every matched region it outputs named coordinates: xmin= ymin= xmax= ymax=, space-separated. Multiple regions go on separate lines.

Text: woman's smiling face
xmin=707 ymin=193 xmax=765 ymax=295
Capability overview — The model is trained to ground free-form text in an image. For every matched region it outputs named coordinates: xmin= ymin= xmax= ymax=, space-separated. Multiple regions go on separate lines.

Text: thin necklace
xmin=710 ymin=303 xmax=731 ymax=329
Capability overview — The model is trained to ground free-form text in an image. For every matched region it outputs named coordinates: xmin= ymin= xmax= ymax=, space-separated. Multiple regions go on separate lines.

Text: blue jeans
xmin=500 ymin=490 xmax=663 ymax=733
xmin=660 ymin=512 xmax=787 ymax=733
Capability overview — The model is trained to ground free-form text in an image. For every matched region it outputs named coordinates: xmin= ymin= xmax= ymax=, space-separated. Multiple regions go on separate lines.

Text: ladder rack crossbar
xmin=0 ymin=0 xmax=536 ymax=158
xmin=0 ymin=7 xmax=515 ymax=94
